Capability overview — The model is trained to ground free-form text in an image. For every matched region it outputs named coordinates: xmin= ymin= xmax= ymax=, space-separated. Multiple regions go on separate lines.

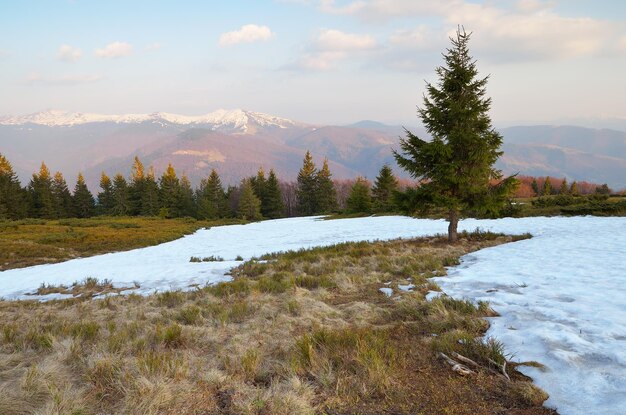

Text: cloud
xmin=25 ymin=73 xmax=103 ymax=86
xmin=287 ymin=29 xmax=377 ymax=71
xmin=57 ymin=44 xmax=82 ymax=62
xmin=0 ymin=49 xmax=9 ymax=59
xmin=317 ymin=0 xmax=625 ymax=64
xmin=146 ymin=42 xmax=162 ymax=51
xmin=95 ymin=41 xmax=133 ymax=58
xmin=313 ymin=29 xmax=376 ymax=51
xmin=218 ymin=24 xmax=274 ymax=46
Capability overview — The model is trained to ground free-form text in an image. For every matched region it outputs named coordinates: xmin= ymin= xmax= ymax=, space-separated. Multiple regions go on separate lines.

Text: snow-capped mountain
xmin=0 ymin=109 xmax=303 ymax=133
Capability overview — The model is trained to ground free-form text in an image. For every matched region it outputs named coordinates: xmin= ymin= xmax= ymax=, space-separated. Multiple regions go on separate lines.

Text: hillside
xmin=1 ymin=110 xmax=625 ymax=190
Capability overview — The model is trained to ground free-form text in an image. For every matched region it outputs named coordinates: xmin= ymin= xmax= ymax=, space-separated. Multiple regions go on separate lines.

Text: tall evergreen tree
xmin=237 ymin=179 xmax=262 ymax=220
xmin=346 ymin=177 xmax=372 ymax=214
xmin=559 ymin=178 xmax=569 ymax=195
xmin=251 ymin=167 xmax=267 ymax=204
xmin=28 ymin=162 xmax=56 ymax=219
xmin=111 ymin=174 xmax=131 ymax=216
xmin=197 ymin=169 xmax=228 ymax=219
xmin=159 ymin=163 xmax=180 ymax=218
xmin=371 ymin=164 xmax=399 ymax=213
xmin=316 ymin=159 xmax=338 ymax=213
xmin=570 ymin=181 xmax=579 ymax=196
xmin=531 ymin=178 xmax=540 ymax=196
xmin=296 ymin=151 xmax=318 ymax=216
xmin=52 ymin=172 xmax=74 ymax=218
xmin=129 ymin=156 xmax=146 ymax=215
xmin=73 ymin=173 xmax=95 ymax=218
xmin=393 ymin=28 xmax=516 ymax=242
xmin=542 ymin=177 xmax=553 ymax=196
xmin=0 ymin=153 xmax=27 ymax=219
xmin=97 ymin=172 xmax=115 ymax=215
xmin=264 ymin=169 xmax=285 ymax=219
xmin=141 ymin=166 xmax=160 ymax=216
xmin=179 ymin=174 xmax=195 ymax=217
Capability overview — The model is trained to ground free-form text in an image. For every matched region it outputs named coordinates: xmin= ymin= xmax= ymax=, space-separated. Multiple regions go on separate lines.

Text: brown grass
xmin=0 ymin=216 xmax=245 ymax=271
xmin=0 ymin=232 xmax=555 ymax=414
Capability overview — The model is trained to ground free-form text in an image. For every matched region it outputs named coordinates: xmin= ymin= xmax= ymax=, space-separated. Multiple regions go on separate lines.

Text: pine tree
xmin=542 ymin=177 xmax=553 ymax=196
xmin=296 ymin=151 xmax=318 ymax=216
xmin=97 ymin=172 xmax=115 ymax=215
xmin=159 ymin=163 xmax=180 ymax=218
xmin=559 ymin=178 xmax=569 ymax=195
xmin=197 ymin=169 xmax=228 ymax=219
xmin=394 ymin=28 xmax=517 ymax=242
xmin=251 ymin=167 xmax=267 ymax=209
xmin=52 ymin=172 xmax=74 ymax=218
xmin=371 ymin=164 xmax=399 ymax=213
xmin=141 ymin=166 xmax=160 ymax=216
xmin=316 ymin=159 xmax=338 ymax=213
xmin=179 ymin=174 xmax=195 ymax=217
xmin=570 ymin=181 xmax=579 ymax=196
xmin=129 ymin=156 xmax=146 ymax=215
xmin=28 ymin=162 xmax=56 ymax=219
xmin=0 ymin=153 xmax=27 ymax=219
xmin=73 ymin=173 xmax=95 ymax=218
xmin=237 ymin=179 xmax=262 ymax=220
xmin=346 ymin=177 xmax=372 ymax=214
xmin=531 ymin=178 xmax=540 ymax=196
xmin=264 ymin=169 xmax=285 ymax=219
xmin=111 ymin=174 xmax=131 ymax=216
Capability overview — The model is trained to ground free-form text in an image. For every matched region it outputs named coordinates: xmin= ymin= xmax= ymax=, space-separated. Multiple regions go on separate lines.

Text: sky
xmin=1 ymin=0 xmax=626 ymax=127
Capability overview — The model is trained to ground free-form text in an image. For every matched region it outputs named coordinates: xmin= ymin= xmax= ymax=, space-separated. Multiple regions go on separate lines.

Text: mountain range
xmin=1 ymin=109 xmax=625 ymax=191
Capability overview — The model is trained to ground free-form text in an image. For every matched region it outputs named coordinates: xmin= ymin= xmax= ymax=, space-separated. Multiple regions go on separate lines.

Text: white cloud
xmin=95 ymin=41 xmax=133 ymax=58
xmin=0 ymin=49 xmax=9 ymax=59
xmin=57 ymin=44 xmax=82 ymax=62
xmin=314 ymin=29 xmax=376 ymax=51
xmin=146 ymin=42 xmax=162 ymax=51
xmin=25 ymin=73 xmax=103 ymax=86
xmin=218 ymin=24 xmax=274 ymax=46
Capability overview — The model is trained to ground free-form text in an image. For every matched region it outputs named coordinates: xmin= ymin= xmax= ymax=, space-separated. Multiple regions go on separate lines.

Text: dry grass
xmin=0 ymin=232 xmax=556 ymax=414
xmin=0 ymin=216 xmax=245 ymax=271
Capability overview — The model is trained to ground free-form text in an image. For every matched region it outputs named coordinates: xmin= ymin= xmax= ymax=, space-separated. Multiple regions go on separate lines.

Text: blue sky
xmin=1 ymin=0 xmax=625 ymax=126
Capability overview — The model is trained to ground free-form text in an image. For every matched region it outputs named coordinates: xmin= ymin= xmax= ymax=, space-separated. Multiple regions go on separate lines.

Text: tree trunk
xmin=448 ymin=209 xmax=459 ymax=243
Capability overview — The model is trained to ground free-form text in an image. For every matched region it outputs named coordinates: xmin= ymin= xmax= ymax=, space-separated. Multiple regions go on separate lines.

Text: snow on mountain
xmin=0 ymin=109 xmax=302 ymax=132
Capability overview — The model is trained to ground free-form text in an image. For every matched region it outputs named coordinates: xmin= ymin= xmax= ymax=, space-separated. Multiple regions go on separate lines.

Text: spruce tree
xmin=141 ymin=166 xmax=160 ymax=216
xmin=316 ymin=159 xmax=338 ymax=213
xmin=531 ymin=178 xmax=540 ymax=196
xmin=372 ymin=164 xmax=399 ymax=213
xmin=346 ymin=177 xmax=372 ymax=214
xmin=251 ymin=167 xmax=267 ymax=208
xmin=0 ymin=153 xmax=27 ymax=219
xmin=28 ymin=162 xmax=56 ymax=219
xmin=264 ymin=169 xmax=285 ymax=219
xmin=159 ymin=163 xmax=180 ymax=218
xmin=129 ymin=156 xmax=146 ymax=215
xmin=394 ymin=28 xmax=517 ymax=242
xmin=296 ymin=151 xmax=318 ymax=216
xmin=52 ymin=172 xmax=74 ymax=218
xmin=237 ymin=179 xmax=262 ymax=220
xmin=570 ymin=181 xmax=579 ymax=196
xmin=542 ymin=177 xmax=553 ymax=196
xmin=111 ymin=174 xmax=131 ymax=216
xmin=97 ymin=172 xmax=115 ymax=215
xmin=73 ymin=173 xmax=95 ymax=218
xmin=559 ymin=178 xmax=568 ymax=195
xmin=179 ymin=174 xmax=195 ymax=217
xmin=197 ymin=169 xmax=228 ymax=219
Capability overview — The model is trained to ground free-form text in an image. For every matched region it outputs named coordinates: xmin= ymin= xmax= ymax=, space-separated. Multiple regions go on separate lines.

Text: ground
xmin=0 ymin=231 xmax=555 ymax=414
xmin=0 ymin=217 xmax=244 ymax=271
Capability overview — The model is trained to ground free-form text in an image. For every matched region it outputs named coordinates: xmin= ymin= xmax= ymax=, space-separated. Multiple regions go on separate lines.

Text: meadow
xmin=0 ymin=231 xmax=553 ymax=414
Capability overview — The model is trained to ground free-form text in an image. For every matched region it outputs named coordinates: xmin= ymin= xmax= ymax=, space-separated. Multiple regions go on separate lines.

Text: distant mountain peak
xmin=0 ymin=108 xmax=304 ymax=132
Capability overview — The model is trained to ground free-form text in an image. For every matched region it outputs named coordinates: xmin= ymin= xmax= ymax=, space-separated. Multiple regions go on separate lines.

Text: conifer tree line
xmin=0 ymin=152 xmax=405 ymax=221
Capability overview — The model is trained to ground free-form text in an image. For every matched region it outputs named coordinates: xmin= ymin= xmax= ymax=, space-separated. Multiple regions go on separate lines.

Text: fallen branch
xmin=488 ymin=358 xmax=511 ymax=382
xmin=438 ymin=352 xmax=474 ymax=376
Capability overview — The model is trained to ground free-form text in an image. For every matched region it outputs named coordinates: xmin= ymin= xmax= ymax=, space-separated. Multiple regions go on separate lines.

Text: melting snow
xmin=0 ymin=215 xmax=624 ymax=414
